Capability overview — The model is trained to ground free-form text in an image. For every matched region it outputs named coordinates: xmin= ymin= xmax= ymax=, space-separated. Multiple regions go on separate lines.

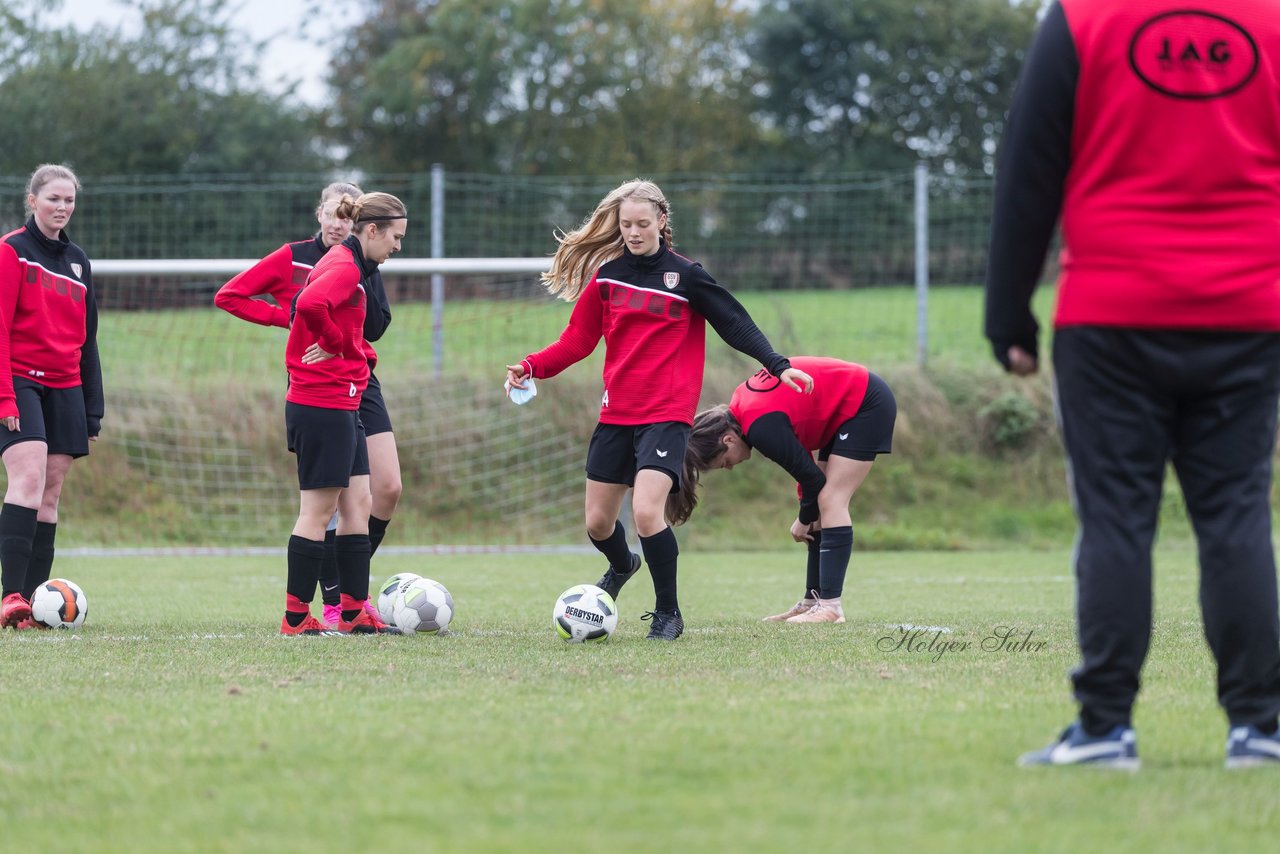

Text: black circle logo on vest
xmin=1129 ymin=11 xmax=1258 ymax=100
xmin=744 ymin=367 xmax=782 ymax=393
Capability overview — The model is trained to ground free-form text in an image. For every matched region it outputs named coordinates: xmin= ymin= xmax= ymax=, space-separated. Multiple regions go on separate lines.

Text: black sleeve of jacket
xmin=688 ymin=267 xmax=791 ymax=377
xmin=80 ymin=264 xmax=104 ymax=436
xmin=744 ymin=412 xmax=826 ymax=524
xmin=363 ymin=270 xmax=392 ymax=343
xmin=984 ymin=0 xmax=1077 ymax=369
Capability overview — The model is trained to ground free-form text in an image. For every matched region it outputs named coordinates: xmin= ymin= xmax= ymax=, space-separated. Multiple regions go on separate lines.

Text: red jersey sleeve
xmin=523 ymin=276 xmax=604 ymax=379
xmin=215 ymin=244 xmax=297 ymax=328
xmin=0 ymin=243 xmax=19 ymax=419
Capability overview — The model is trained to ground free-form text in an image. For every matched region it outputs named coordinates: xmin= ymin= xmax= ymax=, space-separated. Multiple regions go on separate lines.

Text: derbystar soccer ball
xmin=376 ymin=572 xmax=423 ymax=625
xmin=31 ymin=578 xmax=88 ymax=629
xmin=392 ymin=578 xmax=454 ymax=634
xmin=553 ymin=584 xmax=617 ymax=643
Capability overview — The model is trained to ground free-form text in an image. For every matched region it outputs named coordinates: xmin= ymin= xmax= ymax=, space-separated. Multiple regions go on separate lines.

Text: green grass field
xmin=3 ymin=548 xmax=1275 ymax=852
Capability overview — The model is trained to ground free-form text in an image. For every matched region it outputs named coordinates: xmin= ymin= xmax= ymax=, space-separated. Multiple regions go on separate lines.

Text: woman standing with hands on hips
xmin=505 ymin=179 xmax=812 ymax=641
xmin=0 ymin=164 xmax=103 ymax=630
xmin=280 ymin=192 xmax=407 ymax=635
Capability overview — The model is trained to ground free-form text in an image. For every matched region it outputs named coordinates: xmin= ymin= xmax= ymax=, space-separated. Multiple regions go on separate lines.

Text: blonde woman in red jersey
xmin=504 ymin=179 xmax=812 ymax=640
xmin=217 ymin=182 xmax=401 ymax=626
xmin=672 ymin=357 xmax=896 ymax=624
xmin=0 ymin=164 xmax=103 ymax=629
xmin=280 ymin=192 xmax=407 ymax=635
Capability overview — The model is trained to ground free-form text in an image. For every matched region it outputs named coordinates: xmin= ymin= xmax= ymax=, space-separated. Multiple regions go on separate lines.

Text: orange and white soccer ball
xmin=31 ymin=578 xmax=88 ymax=629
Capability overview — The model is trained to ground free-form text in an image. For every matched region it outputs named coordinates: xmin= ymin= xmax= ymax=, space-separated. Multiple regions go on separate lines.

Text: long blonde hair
xmin=542 ymin=179 xmax=673 ymax=301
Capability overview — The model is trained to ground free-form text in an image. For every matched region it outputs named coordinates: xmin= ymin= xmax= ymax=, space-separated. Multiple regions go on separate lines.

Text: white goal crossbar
xmin=91 ymin=258 xmax=551 ymax=275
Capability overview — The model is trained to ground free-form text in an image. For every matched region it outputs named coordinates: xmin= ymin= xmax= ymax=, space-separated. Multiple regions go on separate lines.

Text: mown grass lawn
xmin=2 ymin=547 xmax=1273 ymax=852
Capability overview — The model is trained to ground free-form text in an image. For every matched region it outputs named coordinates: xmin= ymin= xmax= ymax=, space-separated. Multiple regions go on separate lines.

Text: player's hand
xmin=790 ymin=518 xmax=815 ymax=542
xmin=2 ymin=416 xmax=17 ymax=432
xmin=302 ymin=343 xmax=338 ymax=364
xmin=781 ymin=367 xmax=814 ymax=394
xmin=505 ymin=363 xmax=529 ymax=389
xmin=1007 ymin=345 xmax=1038 ymax=377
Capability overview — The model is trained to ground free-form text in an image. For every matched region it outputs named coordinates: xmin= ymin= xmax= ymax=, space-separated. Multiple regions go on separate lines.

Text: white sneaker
xmin=785 ymin=598 xmax=845 ymax=624
xmin=763 ymin=599 xmax=817 ymax=622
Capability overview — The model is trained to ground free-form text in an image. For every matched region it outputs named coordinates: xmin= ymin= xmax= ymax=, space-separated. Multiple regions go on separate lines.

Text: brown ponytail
xmin=335 ymin=191 xmax=407 ymax=230
xmin=666 ymin=405 xmax=742 ymax=526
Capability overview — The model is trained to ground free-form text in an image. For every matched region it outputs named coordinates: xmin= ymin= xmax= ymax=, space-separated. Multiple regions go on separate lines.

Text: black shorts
xmin=818 ymin=372 xmax=896 ymax=462
xmin=360 ymin=371 xmax=394 ymax=437
xmin=585 ymin=421 xmax=690 ymax=491
xmin=0 ymin=376 xmax=90 ymax=458
xmin=285 ymin=402 xmax=370 ymax=490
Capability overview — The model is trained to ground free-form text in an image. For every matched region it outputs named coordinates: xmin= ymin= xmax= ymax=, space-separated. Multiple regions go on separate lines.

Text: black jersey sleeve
xmin=984 ymin=0 xmax=1078 ymax=369
xmin=80 ymin=262 xmax=104 ymax=435
xmin=363 ymin=270 xmax=392 ymax=343
xmin=744 ymin=411 xmax=826 ymax=524
xmin=688 ymin=267 xmax=791 ymax=377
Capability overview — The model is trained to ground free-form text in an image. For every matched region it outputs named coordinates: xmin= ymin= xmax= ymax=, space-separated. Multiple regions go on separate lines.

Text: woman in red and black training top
xmin=280 ymin=192 xmax=407 ymax=636
xmin=217 ymin=182 xmax=402 ymax=627
xmin=671 ymin=357 xmax=896 ymax=624
xmin=0 ymin=164 xmax=104 ymax=630
xmin=504 ymin=179 xmax=812 ymax=641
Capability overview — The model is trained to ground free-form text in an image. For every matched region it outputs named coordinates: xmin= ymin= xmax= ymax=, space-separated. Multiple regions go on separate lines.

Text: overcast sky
xmin=51 ymin=0 xmax=358 ymax=105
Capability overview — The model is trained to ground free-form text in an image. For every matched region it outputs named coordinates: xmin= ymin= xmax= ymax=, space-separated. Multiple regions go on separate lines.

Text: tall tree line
xmin=0 ymin=0 xmax=1040 ymax=178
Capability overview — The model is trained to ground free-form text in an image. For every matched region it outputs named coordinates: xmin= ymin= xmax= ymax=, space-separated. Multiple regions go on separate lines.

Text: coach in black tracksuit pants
xmin=986 ymin=0 xmax=1280 ymax=741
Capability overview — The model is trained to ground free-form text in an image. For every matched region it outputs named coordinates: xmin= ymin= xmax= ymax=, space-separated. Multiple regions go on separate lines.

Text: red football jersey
xmin=729 ymin=357 xmax=870 ymax=449
xmin=285 ymin=240 xmax=372 ymax=410
xmin=215 ymin=237 xmax=325 ymax=329
xmin=1056 ymin=0 xmax=1280 ymax=330
xmin=522 ymin=242 xmax=790 ymax=426
xmin=0 ymin=219 xmax=103 ymax=428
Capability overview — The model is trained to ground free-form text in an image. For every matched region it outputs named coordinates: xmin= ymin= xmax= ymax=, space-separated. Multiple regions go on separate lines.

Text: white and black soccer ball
xmin=553 ymin=584 xmax=617 ymax=643
xmin=392 ymin=578 xmax=454 ymax=634
xmin=376 ymin=572 xmax=423 ymax=626
xmin=31 ymin=578 xmax=88 ymax=629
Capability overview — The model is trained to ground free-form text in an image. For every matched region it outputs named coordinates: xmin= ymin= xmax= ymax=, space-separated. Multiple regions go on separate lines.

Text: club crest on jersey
xmin=664 ymin=272 xmax=679 ymax=290
xmin=70 ymin=263 xmax=82 ymax=279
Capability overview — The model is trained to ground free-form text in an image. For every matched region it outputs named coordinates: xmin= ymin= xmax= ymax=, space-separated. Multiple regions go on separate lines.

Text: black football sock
xmin=22 ymin=521 xmax=57 ymax=602
xmin=319 ymin=528 xmax=340 ymax=607
xmin=286 ymin=535 xmax=325 ymax=605
xmin=1080 ymin=708 xmax=1129 ymax=737
xmin=639 ymin=527 xmax=680 ymax=613
xmin=368 ymin=515 xmax=390 ymax=556
xmin=589 ymin=520 xmax=633 ymax=572
xmin=0 ymin=503 xmax=38 ymax=598
xmin=336 ymin=534 xmax=372 ymax=620
xmin=804 ymin=529 xmax=823 ymax=599
xmin=818 ymin=526 xmax=853 ymax=599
